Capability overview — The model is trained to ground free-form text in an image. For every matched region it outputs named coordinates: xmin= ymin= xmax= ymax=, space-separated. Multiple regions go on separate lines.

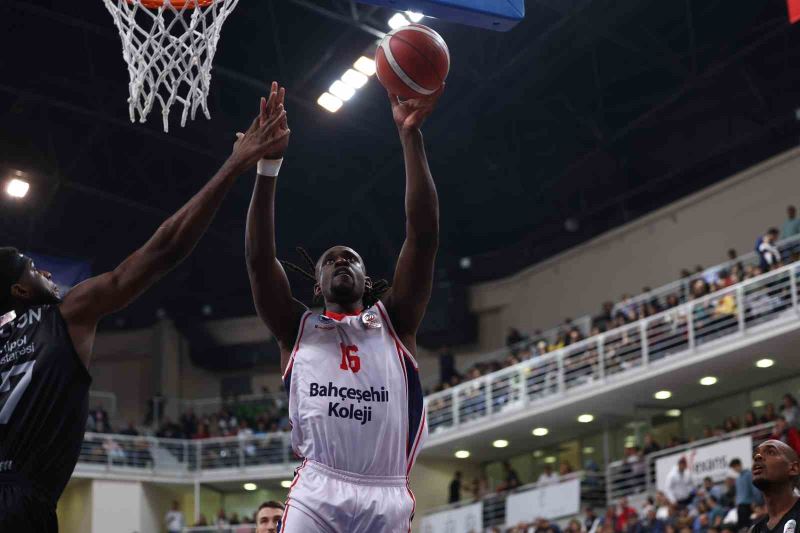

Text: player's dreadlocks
xmin=280 ymin=247 xmax=389 ymax=309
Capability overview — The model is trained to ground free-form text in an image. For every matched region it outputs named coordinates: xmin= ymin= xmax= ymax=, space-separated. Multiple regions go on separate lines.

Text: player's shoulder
xmin=748 ymin=517 xmax=767 ymax=533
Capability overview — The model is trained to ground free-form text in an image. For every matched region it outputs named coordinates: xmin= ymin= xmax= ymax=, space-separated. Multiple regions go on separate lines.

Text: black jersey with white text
xmin=750 ymin=498 xmax=800 ymax=533
xmin=0 ymin=305 xmax=91 ymax=505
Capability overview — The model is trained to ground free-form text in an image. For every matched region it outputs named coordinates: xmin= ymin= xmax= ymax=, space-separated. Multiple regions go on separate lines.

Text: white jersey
xmin=283 ymin=300 xmax=426 ymax=477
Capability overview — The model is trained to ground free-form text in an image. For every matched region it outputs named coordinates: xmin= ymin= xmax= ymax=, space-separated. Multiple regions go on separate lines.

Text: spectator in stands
xmin=706 ymin=496 xmax=725 ymax=530
xmin=642 ymin=507 xmax=666 ymax=533
xmin=761 ymin=403 xmax=778 ymax=424
xmin=194 ymin=514 xmax=208 ymax=527
xmin=559 ymin=460 xmax=574 ymax=476
xmin=643 ymin=433 xmax=661 ymax=455
xmin=448 ymin=471 xmax=462 ymax=504
xmin=216 ymin=508 xmax=229 ymax=528
xmin=615 ymin=496 xmax=638 ymax=532
xmin=534 ymin=517 xmax=562 ymax=533
xmin=781 ymin=394 xmax=799 ymax=427
xmin=666 ymin=457 xmax=694 ymax=506
xmin=164 ymin=500 xmax=185 ymax=533
xmin=730 ymin=458 xmax=759 ymax=530
xmin=470 ymin=475 xmax=489 ymax=501
xmin=744 ymin=410 xmax=759 ymax=428
xmin=782 ymin=205 xmax=800 ymax=239
xmin=497 ymin=461 xmax=521 ymax=492
xmin=769 ymin=417 xmax=800 ymax=455
xmin=755 ymin=228 xmax=781 ymax=272
xmin=506 ymin=327 xmax=526 ymax=352
xmin=254 ymin=501 xmax=284 ymax=533
xmin=564 ymin=518 xmax=582 ymax=533
xmin=584 ymin=507 xmax=601 ymax=533
xmin=118 ymin=421 xmax=137 ymax=436
xmin=537 ymin=464 xmax=559 ymax=485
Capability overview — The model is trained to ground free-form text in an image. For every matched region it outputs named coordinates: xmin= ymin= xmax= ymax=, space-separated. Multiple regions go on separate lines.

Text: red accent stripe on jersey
xmin=375 ymin=301 xmax=419 ymax=370
xmin=324 ymin=309 xmax=362 ymax=320
xmin=406 ymin=481 xmax=417 ymax=533
xmin=282 ymin=312 xmax=312 ymax=381
xmin=406 ymin=414 xmax=426 ymax=476
xmin=288 ymin=458 xmax=308 ymax=491
xmin=280 ymin=504 xmax=291 ymax=530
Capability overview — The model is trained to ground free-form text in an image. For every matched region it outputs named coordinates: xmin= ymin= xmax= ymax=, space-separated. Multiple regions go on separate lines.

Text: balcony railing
xmin=605 ymin=422 xmax=775 ymax=502
xmin=420 ymin=471 xmax=604 ymax=528
xmin=425 ymin=262 xmax=800 ymax=437
xmin=613 ymin=233 xmax=800 ymax=318
xmin=76 ymin=430 xmax=296 ymax=478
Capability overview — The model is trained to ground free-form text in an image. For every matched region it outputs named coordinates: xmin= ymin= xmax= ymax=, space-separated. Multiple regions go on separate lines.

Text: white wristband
xmin=257 ymin=158 xmax=283 ymax=177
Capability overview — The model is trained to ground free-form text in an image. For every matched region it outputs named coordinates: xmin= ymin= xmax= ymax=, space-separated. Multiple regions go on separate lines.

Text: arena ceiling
xmin=2 ymin=0 xmax=799 ymax=328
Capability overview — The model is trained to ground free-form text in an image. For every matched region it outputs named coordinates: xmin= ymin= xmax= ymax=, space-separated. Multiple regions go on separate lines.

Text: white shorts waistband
xmin=302 ymin=460 xmax=407 ymax=487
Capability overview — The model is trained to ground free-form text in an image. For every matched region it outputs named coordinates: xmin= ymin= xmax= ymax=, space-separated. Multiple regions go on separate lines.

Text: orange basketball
xmin=375 ymin=23 xmax=450 ymax=99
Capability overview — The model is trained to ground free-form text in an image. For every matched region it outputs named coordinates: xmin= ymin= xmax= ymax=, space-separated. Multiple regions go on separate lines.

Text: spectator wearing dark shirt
xmin=448 ymin=471 xmax=461 ymax=504
xmin=761 ymin=403 xmax=778 ymax=424
xmin=497 ymin=460 xmax=521 ymax=492
xmin=643 ymin=433 xmax=661 ymax=455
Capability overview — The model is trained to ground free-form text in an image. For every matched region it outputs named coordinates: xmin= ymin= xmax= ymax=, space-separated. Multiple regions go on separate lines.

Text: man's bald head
xmin=752 ymin=439 xmax=800 ymax=491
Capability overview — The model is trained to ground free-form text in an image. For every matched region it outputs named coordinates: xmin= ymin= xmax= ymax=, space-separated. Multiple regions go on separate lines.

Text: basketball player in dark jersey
xmin=0 ymin=97 xmax=290 ymax=532
xmin=749 ymin=439 xmax=800 ymax=533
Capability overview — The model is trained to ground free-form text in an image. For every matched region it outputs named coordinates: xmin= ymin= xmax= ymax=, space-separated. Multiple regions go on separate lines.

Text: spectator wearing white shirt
xmin=537 ymin=464 xmax=560 ymax=485
xmin=755 ymin=228 xmax=781 ymax=272
xmin=665 ymin=456 xmax=694 ymax=506
xmin=164 ymin=500 xmax=185 ymax=533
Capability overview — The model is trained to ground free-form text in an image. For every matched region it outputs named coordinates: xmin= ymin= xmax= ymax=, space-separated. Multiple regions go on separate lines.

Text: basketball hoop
xmin=102 ymin=0 xmax=241 ymax=132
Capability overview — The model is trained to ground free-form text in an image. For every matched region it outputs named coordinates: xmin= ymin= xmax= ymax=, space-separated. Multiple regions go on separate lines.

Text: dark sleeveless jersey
xmin=0 ymin=305 xmax=91 ymax=505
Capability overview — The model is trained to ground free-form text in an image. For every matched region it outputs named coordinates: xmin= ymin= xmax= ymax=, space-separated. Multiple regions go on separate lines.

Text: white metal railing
xmin=77 ymin=430 xmax=296 ymax=475
xmin=425 ymin=262 xmax=800 ymax=435
xmin=605 ymin=422 xmax=775 ymax=502
xmin=613 ymin=233 xmax=800 ymax=318
xmin=421 ymin=471 xmax=604 ymax=527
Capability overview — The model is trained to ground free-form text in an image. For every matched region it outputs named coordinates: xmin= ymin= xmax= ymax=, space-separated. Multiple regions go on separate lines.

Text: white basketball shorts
xmin=281 ymin=460 xmax=416 ymax=533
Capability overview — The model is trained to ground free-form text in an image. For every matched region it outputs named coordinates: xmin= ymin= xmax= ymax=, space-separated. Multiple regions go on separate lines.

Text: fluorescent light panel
xmin=341 ymin=69 xmax=368 ymax=89
xmin=317 ymin=93 xmax=343 ymax=113
xmin=354 ymin=56 xmax=376 ymax=76
xmin=6 ymin=178 xmax=29 ymax=198
xmin=329 ymin=80 xmax=355 ymax=101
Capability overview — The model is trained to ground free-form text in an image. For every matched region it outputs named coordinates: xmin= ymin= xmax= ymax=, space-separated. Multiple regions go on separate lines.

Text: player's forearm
xmin=245 ymin=175 xmax=280 ymax=267
xmin=400 ymin=129 xmax=439 ymax=247
xmin=146 ymin=158 xmax=240 ymax=267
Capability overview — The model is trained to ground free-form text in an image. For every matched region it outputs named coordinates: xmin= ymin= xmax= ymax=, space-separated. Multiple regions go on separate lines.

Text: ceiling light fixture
xmin=317 ymin=93 xmax=343 ymax=113
xmin=492 ymin=439 xmax=509 ymax=448
xmin=454 ymin=450 xmax=470 ymax=459
xmin=532 ymin=427 xmax=549 ymax=437
xmin=699 ymin=376 xmax=718 ymax=386
xmin=577 ymin=414 xmax=594 ymax=423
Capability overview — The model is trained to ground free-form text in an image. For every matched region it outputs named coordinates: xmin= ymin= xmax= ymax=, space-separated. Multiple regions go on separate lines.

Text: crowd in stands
xmin=80 ymin=389 xmax=295 ymax=469
xmin=440 ymin=389 xmax=800 ymax=533
xmin=429 ymin=207 xmax=800 ymax=398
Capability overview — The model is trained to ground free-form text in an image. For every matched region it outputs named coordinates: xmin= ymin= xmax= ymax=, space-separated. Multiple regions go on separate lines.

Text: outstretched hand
xmin=231 ymin=81 xmax=291 ymax=171
xmin=388 ymin=84 xmax=445 ymax=133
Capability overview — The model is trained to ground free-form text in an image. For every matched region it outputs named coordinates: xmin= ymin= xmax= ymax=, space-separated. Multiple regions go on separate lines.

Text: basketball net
xmin=102 ymin=0 xmax=241 ymax=132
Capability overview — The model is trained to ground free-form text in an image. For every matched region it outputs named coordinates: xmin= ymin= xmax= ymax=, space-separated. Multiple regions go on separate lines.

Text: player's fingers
xmin=262 ymin=107 xmax=286 ymax=135
xmin=259 ymin=97 xmax=268 ymax=123
xmin=387 ymin=91 xmax=400 ymax=106
xmin=236 ymin=132 xmax=244 ymax=139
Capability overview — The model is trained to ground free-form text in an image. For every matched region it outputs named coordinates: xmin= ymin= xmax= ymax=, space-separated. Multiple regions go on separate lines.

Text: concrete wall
xmin=469 ymin=146 xmax=800 ymax=351
xmin=90 ymin=327 xmax=156 ymax=425
xmin=57 ymin=479 xmax=92 ymax=533
xmin=409 ymin=458 xmax=483 ymax=522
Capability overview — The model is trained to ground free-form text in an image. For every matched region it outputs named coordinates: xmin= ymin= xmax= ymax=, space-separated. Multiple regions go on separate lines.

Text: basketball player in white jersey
xmin=245 ymin=81 xmax=442 ymax=532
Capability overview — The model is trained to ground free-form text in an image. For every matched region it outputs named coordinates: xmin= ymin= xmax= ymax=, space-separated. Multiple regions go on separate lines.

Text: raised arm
xmin=382 ymin=88 xmax=444 ymax=351
xmin=245 ymin=83 xmax=306 ymax=369
xmin=60 ymin=97 xmax=290 ymax=367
